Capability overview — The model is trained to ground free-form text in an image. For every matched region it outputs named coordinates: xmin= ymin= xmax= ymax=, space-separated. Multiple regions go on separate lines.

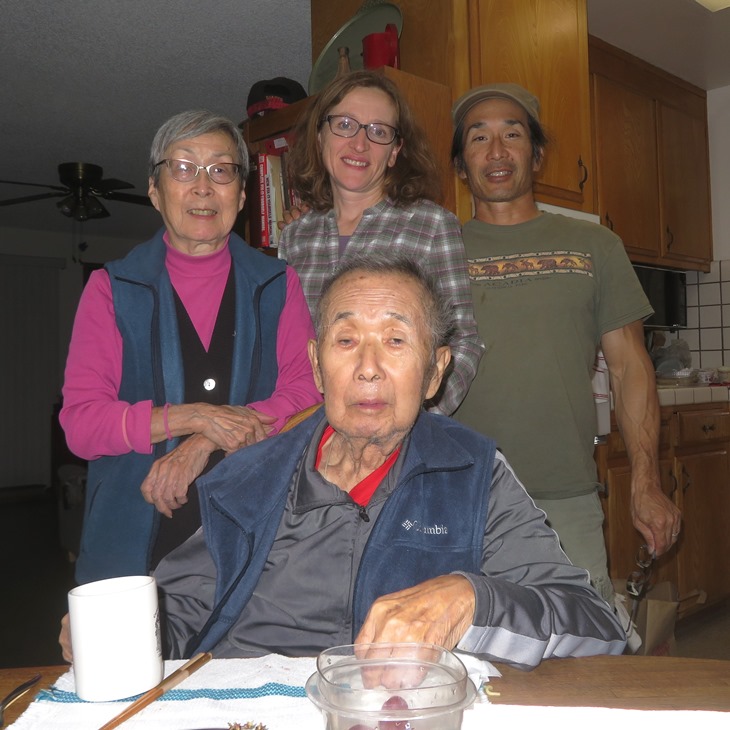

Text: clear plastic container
xmin=305 ymin=642 xmax=476 ymax=730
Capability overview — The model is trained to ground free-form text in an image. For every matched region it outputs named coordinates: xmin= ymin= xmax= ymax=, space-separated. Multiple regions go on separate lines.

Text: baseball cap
xmin=452 ymin=83 xmax=540 ymax=128
xmin=246 ymin=77 xmax=307 ymax=119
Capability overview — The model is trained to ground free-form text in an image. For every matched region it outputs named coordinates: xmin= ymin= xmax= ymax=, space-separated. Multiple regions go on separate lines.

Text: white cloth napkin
xmin=10 ymin=656 xmax=322 ymax=730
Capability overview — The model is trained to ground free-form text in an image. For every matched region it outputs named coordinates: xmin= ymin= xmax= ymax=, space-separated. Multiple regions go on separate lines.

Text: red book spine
xmin=258 ymin=152 xmax=270 ymax=248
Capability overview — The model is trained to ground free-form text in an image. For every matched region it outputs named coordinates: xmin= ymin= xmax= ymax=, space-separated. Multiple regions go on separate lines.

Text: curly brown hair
xmin=288 ymin=70 xmax=441 ymax=211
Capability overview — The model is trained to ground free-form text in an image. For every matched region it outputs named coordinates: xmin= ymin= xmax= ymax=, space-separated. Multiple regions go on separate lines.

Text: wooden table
xmin=2 ymin=656 xmax=730 ymax=725
xmin=491 ymin=655 xmax=730 ymax=711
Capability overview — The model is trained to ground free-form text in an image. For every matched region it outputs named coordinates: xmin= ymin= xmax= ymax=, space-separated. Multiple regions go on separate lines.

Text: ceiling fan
xmin=0 ymin=162 xmax=153 ymax=222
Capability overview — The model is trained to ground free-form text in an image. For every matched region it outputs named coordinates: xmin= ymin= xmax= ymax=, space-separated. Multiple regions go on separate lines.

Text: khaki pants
xmin=534 ymin=490 xmax=613 ymax=605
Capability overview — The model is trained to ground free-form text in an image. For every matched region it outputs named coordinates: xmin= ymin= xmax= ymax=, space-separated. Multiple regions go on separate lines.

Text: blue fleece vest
xmin=76 ymin=229 xmax=286 ymax=583
xmin=188 ymin=410 xmax=496 ymax=656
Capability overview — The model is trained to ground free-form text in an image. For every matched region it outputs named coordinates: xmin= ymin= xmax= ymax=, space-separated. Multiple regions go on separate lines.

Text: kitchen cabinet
xmin=311 ymin=0 xmax=595 ymax=220
xmin=589 ymin=36 xmax=712 ymax=272
xmin=597 ymin=403 xmax=730 ymax=619
xmin=597 ymin=410 xmax=678 ymax=590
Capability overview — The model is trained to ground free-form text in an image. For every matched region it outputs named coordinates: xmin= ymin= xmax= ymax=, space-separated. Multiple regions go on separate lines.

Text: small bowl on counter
xmin=655 ymin=369 xmax=698 ymax=388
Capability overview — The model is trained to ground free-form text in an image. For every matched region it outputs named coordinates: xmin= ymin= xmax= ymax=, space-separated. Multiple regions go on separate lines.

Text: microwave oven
xmin=632 ymin=265 xmax=687 ymax=329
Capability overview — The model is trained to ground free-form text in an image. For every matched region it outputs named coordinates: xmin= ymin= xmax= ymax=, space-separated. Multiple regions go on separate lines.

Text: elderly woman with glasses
xmin=60 ymin=109 xmax=321 ymax=584
xmin=278 ymin=70 xmax=482 ymax=416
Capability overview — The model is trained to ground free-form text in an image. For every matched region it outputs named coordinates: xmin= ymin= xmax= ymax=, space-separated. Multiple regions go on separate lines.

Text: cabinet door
xmin=592 ymin=74 xmax=661 ymax=259
xmin=659 ymin=103 xmax=713 ymax=267
xmin=469 ymin=0 xmax=593 ymax=211
xmin=675 ymin=447 xmax=730 ymax=614
xmin=602 ymin=459 xmax=677 ymax=587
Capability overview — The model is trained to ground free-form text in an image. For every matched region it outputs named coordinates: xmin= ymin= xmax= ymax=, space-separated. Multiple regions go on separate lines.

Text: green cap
xmin=452 ymin=83 xmax=540 ymax=127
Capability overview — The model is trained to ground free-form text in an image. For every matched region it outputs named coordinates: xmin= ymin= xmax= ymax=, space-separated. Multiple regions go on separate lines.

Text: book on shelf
xmin=266 ymin=154 xmax=284 ymax=248
xmin=257 ymin=152 xmax=271 ymax=248
xmin=249 ymin=147 xmax=303 ymax=248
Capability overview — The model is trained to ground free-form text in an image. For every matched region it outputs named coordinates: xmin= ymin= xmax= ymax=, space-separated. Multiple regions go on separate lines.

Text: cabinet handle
xmin=702 ymin=423 xmax=716 ymax=433
xmin=669 ymin=471 xmax=678 ymax=497
xmin=605 ymin=213 xmax=614 ymax=231
xmin=666 ymin=226 xmax=675 ymax=250
xmin=578 ymin=156 xmax=588 ymax=191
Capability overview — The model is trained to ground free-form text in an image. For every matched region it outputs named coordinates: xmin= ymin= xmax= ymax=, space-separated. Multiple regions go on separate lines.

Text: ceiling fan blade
xmin=103 ymin=190 xmax=153 ymax=206
xmin=93 ymin=178 xmax=135 ymax=193
xmin=88 ymin=198 xmax=111 ymax=219
xmin=0 ymin=191 xmax=67 ymax=206
xmin=0 ymin=178 xmax=68 ymax=192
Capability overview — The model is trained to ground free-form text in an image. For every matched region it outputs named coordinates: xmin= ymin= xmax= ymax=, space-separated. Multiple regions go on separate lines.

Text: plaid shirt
xmin=279 ymin=198 xmax=483 ymax=415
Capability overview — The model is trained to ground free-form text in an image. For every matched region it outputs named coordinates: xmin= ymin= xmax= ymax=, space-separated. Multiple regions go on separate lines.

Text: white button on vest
xmin=203 ymin=378 xmax=216 ymax=391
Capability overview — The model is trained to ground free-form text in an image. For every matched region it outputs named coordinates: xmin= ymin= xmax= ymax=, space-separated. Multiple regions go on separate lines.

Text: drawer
xmin=675 ymin=409 xmax=730 ymax=447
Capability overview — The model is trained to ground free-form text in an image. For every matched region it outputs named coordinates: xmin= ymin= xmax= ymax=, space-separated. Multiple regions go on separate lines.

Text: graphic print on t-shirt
xmin=468 ymin=251 xmax=593 ymax=283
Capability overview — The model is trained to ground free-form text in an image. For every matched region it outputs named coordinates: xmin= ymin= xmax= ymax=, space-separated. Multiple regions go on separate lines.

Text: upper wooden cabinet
xmin=589 ymin=36 xmax=713 ymax=272
xmin=467 ymin=0 xmax=593 ymax=213
xmin=592 ymin=74 xmax=661 ymax=260
xmin=311 ymin=0 xmax=595 ymax=220
xmin=659 ymin=104 xmax=713 ymax=268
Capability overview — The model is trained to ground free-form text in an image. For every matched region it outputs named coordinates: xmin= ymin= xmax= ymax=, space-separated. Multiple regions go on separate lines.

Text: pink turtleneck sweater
xmin=60 ymin=240 xmax=321 ymax=459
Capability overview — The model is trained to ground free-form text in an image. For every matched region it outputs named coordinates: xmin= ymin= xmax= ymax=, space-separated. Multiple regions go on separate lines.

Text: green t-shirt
xmin=454 ymin=212 xmax=652 ymax=499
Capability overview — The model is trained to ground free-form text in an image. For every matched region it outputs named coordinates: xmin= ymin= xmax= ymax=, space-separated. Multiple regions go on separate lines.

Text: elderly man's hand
xmin=140 ymin=434 xmax=216 ymax=518
xmin=355 ymin=575 xmax=476 ymax=650
xmin=193 ymin=404 xmax=276 ymax=452
xmin=59 ymin=613 xmax=73 ymax=663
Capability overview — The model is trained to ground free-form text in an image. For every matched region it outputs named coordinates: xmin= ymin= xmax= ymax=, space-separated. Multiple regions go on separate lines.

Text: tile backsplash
xmin=681 ymin=260 xmax=730 ymax=368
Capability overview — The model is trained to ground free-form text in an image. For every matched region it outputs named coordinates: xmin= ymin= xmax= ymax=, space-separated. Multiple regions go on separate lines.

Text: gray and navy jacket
xmin=160 ymin=410 xmax=627 ymax=668
xmin=76 ymin=228 xmax=286 ymax=583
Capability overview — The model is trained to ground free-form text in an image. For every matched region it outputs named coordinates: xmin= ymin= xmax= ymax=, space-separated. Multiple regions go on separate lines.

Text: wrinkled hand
xmin=355 ymin=575 xmax=475 ymax=651
xmin=277 ymin=203 xmax=311 ymax=230
xmin=59 ymin=613 xmax=72 ymax=663
xmin=632 ymin=484 xmax=681 ymax=556
xmin=194 ymin=405 xmax=276 ymax=452
xmin=140 ymin=434 xmax=215 ymax=518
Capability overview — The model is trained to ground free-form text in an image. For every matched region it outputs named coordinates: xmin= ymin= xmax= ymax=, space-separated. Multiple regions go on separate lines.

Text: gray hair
xmin=148 ymin=109 xmax=249 ymax=184
xmin=315 ymin=254 xmax=456 ymax=363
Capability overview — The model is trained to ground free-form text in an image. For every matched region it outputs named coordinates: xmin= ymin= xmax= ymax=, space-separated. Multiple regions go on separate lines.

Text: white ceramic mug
xmin=68 ymin=575 xmax=163 ymax=701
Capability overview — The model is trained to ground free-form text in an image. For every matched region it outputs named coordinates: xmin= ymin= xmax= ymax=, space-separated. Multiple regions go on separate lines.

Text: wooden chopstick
xmin=97 ymin=651 xmax=212 ymax=730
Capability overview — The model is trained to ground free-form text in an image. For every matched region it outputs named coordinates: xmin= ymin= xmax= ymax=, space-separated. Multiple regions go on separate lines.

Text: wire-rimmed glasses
xmin=323 ymin=115 xmax=399 ymax=145
xmin=154 ymin=159 xmax=241 ymax=184
xmin=626 ymin=544 xmax=655 ymax=623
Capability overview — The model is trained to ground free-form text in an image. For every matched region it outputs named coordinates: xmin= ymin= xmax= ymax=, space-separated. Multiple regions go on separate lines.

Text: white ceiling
xmin=1 ymin=0 xmax=729 ymax=244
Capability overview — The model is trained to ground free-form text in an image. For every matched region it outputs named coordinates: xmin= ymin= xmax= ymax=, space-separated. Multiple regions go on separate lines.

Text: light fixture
xmin=693 ymin=0 xmax=730 ymax=11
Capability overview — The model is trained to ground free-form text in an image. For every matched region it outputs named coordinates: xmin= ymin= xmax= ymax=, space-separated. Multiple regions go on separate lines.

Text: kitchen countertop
xmin=656 ymin=384 xmax=730 ymax=407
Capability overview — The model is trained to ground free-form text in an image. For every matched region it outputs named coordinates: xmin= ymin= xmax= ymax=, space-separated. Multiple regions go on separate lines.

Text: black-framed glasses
xmin=626 ymin=544 xmax=655 ymax=600
xmin=154 ymin=159 xmax=241 ymax=184
xmin=323 ymin=115 xmax=399 ymax=145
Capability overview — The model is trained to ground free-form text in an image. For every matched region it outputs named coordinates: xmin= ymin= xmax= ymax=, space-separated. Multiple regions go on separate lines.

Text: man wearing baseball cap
xmin=450 ymin=83 xmax=680 ymax=632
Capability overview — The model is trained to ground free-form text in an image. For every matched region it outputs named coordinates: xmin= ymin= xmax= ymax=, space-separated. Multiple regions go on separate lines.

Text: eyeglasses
xmin=154 ymin=159 xmax=241 ymax=184
xmin=323 ymin=115 xmax=399 ymax=145
xmin=626 ymin=544 xmax=655 ymax=601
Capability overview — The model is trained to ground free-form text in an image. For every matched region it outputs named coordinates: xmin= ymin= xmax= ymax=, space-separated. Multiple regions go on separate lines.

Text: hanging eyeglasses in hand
xmin=626 ymin=544 xmax=656 ymax=600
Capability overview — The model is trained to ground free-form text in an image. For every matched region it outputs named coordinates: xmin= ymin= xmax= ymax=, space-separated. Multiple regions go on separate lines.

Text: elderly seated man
xmin=62 ymin=254 xmax=626 ymax=669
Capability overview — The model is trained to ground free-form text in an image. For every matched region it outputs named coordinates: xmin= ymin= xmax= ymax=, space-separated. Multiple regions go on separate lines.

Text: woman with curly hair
xmin=279 ymin=70 xmax=482 ymax=415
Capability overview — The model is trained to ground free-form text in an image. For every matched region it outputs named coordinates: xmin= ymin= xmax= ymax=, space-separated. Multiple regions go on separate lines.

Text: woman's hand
xmin=192 ymin=404 xmax=277 ymax=451
xmin=155 ymin=404 xmax=277 ymax=452
xmin=140 ymin=434 xmax=216 ymax=517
